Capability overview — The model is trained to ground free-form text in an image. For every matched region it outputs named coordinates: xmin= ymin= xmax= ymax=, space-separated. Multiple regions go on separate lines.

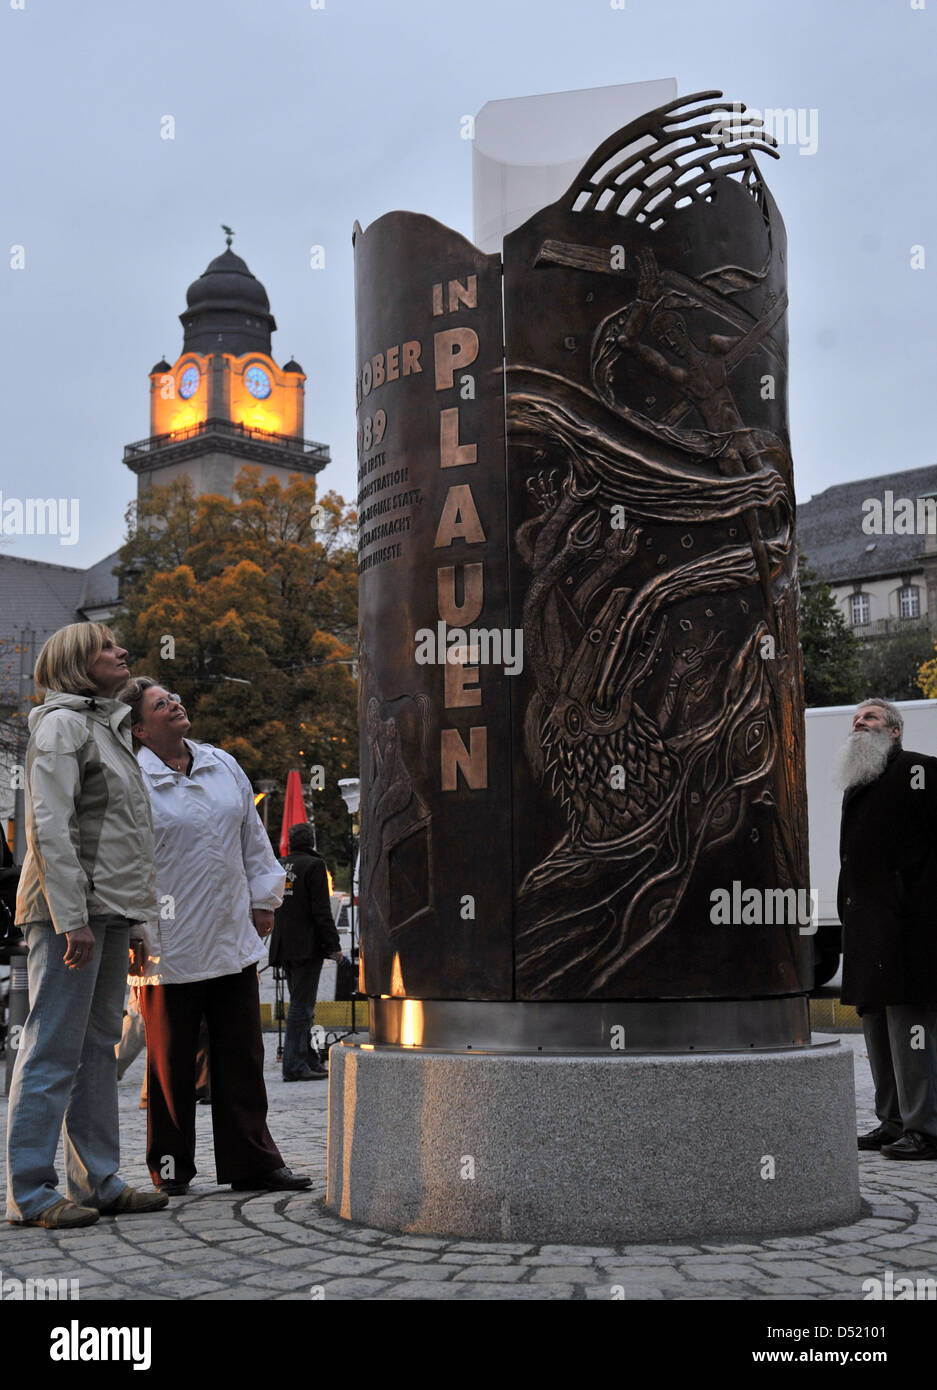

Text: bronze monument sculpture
xmin=330 ymin=92 xmax=858 ymax=1240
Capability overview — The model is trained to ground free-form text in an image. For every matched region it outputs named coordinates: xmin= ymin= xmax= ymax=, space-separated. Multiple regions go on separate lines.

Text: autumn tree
xmin=114 ymin=467 xmax=358 ymax=870
xmin=797 ymin=551 xmax=862 ymax=707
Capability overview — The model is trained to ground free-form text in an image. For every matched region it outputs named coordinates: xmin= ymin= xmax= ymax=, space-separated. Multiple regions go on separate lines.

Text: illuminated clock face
xmin=178 ymin=365 xmax=199 ymax=399
xmin=245 ymin=365 xmax=272 ymax=399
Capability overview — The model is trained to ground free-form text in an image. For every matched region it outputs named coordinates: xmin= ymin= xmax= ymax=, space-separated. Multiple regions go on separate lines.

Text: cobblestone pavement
xmin=1 ymin=1032 xmax=936 ymax=1302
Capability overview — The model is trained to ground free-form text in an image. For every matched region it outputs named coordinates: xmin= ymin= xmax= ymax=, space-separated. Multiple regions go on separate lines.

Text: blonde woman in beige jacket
xmin=6 ymin=623 xmax=169 ymax=1229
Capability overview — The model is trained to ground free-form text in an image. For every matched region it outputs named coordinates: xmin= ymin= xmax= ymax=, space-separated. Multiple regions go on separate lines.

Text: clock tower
xmin=124 ymin=233 xmax=329 ymax=498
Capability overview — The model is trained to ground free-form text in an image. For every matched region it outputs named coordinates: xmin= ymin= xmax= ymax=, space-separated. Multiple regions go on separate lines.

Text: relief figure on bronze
xmin=508 ymin=93 xmax=807 ymax=997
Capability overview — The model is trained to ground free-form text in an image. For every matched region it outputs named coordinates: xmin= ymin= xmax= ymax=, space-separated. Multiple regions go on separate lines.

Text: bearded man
xmin=835 ymin=698 xmax=937 ymax=1159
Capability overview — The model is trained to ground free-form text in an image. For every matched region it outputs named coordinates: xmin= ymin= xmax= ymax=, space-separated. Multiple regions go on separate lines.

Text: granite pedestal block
xmin=326 ymin=1040 xmax=860 ymax=1243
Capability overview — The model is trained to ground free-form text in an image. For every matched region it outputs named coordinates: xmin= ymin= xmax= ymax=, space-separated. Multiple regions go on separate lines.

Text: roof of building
xmin=0 ymin=554 xmax=89 ymax=710
xmin=0 ymin=553 xmax=87 ymax=642
xmin=797 ymin=463 xmax=937 ymax=585
xmin=78 ymin=549 xmax=122 ymax=611
xmin=185 ymin=248 xmax=271 ymax=315
xmin=180 ymin=246 xmax=276 ymax=357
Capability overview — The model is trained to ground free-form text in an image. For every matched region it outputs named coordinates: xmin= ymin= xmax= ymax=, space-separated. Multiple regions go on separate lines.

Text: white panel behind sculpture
xmin=473 ymin=79 xmax=678 ymax=254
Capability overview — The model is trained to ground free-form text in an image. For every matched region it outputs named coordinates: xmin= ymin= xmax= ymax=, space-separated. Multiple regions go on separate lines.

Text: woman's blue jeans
xmin=5 ymin=915 xmax=131 ymax=1221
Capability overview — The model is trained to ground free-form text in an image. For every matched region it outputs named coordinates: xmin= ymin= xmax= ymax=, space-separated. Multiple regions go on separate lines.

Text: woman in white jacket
xmin=6 ymin=624 xmax=169 ymax=1229
xmin=120 ymin=677 xmax=311 ymax=1196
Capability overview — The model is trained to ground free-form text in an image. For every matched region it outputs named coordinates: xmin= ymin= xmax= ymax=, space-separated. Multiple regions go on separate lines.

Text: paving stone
xmin=67 ymin=1283 xmax=139 ymax=1299
xmin=0 ymin=1257 xmax=84 ymax=1278
xmin=383 ymin=1235 xmax=451 ymax=1250
xmin=678 ymin=1285 xmax=753 ymax=1298
xmin=309 ymin=1255 xmax=398 ymax=1275
xmin=597 ymin=1264 xmax=689 ymax=1283
xmin=149 ymin=1278 xmax=229 ymax=1296
xmin=750 ymin=1262 xmax=845 ymax=1278
xmin=161 ymin=1247 xmax=234 ymax=1264
xmin=447 ymin=1241 xmax=534 ymax=1254
xmin=377 ymin=1263 xmax=456 ymax=1281
xmin=594 ymin=1254 xmax=672 ymax=1266
xmin=83 ymin=1254 xmax=167 ymax=1273
xmin=314 ymin=1228 xmax=385 ymax=1245
xmin=262 ymin=1229 xmax=331 ymax=1246
xmin=334 ymin=1244 xmax=438 ymax=1264
xmin=626 ymin=1244 xmax=702 ymax=1256
xmin=684 ymin=1253 xmax=773 ymax=1265
xmin=747 ymin=1260 xmax=844 ymax=1279
xmin=439 ymin=1253 xmax=516 ymax=1265
xmin=521 ymin=1253 xmax=595 ymax=1266
xmin=196 ymin=1286 xmax=304 ymax=1300
xmin=537 ymin=1243 xmax=616 ymax=1257
xmin=750 ymin=1250 xmax=849 ymax=1264
xmin=384 ymin=1281 xmax=573 ymax=1300
xmin=806 ymin=1251 xmax=878 ymax=1262
xmin=683 ymin=1264 xmax=761 ymax=1280
xmin=242 ymin=1268 xmax=322 ymax=1291
xmin=65 ymin=1268 xmax=114 ymax=1288
xmin=300 ymin=1217 xmax=355 ymax=1236
xmin=185 ymin=1226 xmax=252 ymax=1240
xmin=700 ymin=1244 xmax=764 ymax=1254
xmin=44 ymin=1241 xmax=127 ymax=1258
xmin=821 ymin=1256 xmax=890 ymax=1276
xmin=524 ymin=1266 xmax=604 ymax=1284
xmin=259 ymin=1247 xmax=338 ymax=1267
xmin=450 ymin=1267 xmax=528 ymax=1284
xmin=309 ymin=1277 xmax=393 ymax=1299
xmin=812 ymin=1274 xmax=876 ymax=1292
xmin=877 ymin=1248 xmax=937 ymax=1269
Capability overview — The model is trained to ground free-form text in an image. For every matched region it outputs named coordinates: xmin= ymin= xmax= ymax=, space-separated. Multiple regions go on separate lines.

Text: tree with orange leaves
xmin=114 ymin=467 xmax=358 ymax=870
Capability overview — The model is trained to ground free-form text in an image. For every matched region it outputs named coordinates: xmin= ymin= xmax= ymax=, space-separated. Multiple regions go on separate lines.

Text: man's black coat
xmin=269 ymin=850 xmax=341 ymax=965
xmin=838 ymin=745 xmax=937 ymax=1009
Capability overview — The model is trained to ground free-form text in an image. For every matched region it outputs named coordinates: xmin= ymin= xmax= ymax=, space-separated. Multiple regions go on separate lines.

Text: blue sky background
xmin=1 ymin=0 xmax=934 ymax=566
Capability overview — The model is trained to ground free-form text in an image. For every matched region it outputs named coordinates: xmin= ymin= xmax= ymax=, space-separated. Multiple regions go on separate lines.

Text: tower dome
xmin=180 ymin=245 xmax=277 ymax=356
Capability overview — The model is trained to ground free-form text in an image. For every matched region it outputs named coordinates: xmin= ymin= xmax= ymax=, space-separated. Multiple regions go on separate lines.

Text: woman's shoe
xmin=12 ymin=1198 xmax=99 ymax=1229
xmin=99 ymin=1187 xmax=170 ymax=1214
xmin=230 ymin=1167 xmax=312 ymax=1192
xmin=156 ymin=1181 xmax=190 ymax=1196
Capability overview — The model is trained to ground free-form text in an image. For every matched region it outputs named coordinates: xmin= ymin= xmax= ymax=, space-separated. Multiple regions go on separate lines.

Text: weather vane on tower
xmin=221 ymin=224 xmax=235 ymax=249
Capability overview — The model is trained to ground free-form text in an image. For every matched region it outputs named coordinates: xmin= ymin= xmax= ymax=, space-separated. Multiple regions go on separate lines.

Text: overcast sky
xmin=1 ymin=0 xmax=934 ymax=568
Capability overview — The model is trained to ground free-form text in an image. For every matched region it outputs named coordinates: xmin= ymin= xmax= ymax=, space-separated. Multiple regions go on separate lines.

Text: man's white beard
xmin=833 ymin=729 xmax=895 ymax=791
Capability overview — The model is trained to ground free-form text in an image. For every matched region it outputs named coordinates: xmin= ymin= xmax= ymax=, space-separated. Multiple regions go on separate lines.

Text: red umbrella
xmin=279 ymin=769 xmax=307 ymax=857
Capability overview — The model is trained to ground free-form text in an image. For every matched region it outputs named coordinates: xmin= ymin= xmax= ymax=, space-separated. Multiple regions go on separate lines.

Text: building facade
xmin=797 ymin=464 xmax=937 ymax=637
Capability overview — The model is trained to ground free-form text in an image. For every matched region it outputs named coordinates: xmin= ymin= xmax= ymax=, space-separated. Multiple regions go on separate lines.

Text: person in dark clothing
xmin=269 ymin=823 xmax=343 ymax=1082
xmin=835 ymin=698 xmax=937 ymax=1160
